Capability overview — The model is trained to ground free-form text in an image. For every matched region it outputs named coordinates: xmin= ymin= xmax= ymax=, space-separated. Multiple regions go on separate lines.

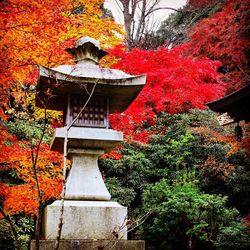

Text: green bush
xmin=142 ymin=178 xmax=249 ymax=250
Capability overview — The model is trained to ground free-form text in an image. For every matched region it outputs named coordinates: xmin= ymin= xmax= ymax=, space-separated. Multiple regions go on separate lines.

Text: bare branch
xmin=114 ymin=0 xmax=123 ymax=13
xmin=116 ymin=0 xmax=185 ymax=49
xmin=146 ymin=7 xmax=184 ymax=17
xmin=106 ymin=211 xmax=152 ymax=250
xmin=145 ymin=0 xmax=160 ymax=15
xmin=30 ymin=93 xmax=50 ymax=250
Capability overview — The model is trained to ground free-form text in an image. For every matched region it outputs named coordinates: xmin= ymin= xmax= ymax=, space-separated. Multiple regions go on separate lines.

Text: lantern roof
xmin=36 ymin=37 xmax=146 ymax=113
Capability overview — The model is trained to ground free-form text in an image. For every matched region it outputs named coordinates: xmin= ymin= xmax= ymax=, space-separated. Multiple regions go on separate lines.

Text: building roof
xmin=207 ymin=84 xmax=250 ymax=123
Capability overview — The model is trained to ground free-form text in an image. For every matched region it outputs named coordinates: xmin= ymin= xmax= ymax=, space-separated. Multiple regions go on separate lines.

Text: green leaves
xmin=142 ymin=178 xmax=249 ymax=249
xmin=215 ymin=222 xmax=250 ymax=250
xmin=100 ymin=110 xmax=250 ymax=249
xmin=0 ymin=214 xmax=35 ymax=250
xmin=105 ymin=177 xmax=136 ymax=206
xmin=5 ymin=120 xmax=52 ymax=143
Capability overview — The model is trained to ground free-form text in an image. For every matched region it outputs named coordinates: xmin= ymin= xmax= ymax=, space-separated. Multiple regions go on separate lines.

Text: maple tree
xmin=0 ymin=0 xmax=123 ymax=207
xmin=105 ymin=44 xmax=226 ymax=142
xmin=0 ymin=0 xmax=123 ymax=118
xmin=1 ymin=147 xmax=63 ymax=217
xmin=0 ymin=0 xmax=123 ymax=247
xmin=187 ymin=0 xmax=250 ymax=93
xmin=131 ymin=0 xmax=249 ymax=93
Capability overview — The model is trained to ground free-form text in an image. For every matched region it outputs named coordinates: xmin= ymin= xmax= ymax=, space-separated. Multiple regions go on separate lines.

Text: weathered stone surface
xmin=50 ymin=127 xmax=123 ymax=153
xmin=30 ymin=239 xmax=145 ymax=250
xmin=65 ymin=148 xmax=110 ymax=201
xmin=43 ymin=201 xmax=127 ymax=240
xmin=37 ymin=35 xmax=146 ymax=114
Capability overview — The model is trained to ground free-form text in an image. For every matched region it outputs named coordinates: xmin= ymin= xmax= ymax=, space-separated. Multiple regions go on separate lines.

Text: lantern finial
xmin=65 ymin=36 xmax=108 ymax=64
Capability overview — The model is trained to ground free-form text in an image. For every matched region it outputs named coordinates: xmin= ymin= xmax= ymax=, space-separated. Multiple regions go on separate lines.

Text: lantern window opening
xmin=64 ymin=94 xmax=109 ymax=129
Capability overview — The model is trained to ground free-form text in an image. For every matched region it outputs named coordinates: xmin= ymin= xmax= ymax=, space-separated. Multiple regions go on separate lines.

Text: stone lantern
xmin=34 ymin=37 xmax=146 ymax=249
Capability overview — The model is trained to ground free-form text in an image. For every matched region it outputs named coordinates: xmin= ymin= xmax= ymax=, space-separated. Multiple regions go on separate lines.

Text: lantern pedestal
xmin=50 ymin=126 xmax=123 ymax=201
xmin=42 ymin=127 xmax=127 ymax=241
xmin=65 ymin=148 xmax=110 ymax=201
xmin=43 ymin=200 xmax=127 ymax=240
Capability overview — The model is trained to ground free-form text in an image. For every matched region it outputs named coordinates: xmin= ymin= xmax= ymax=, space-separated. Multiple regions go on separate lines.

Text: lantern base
xmin=43 ymin=200 xmax=127 ymax=240
xmin=30 ymin=239 xmax=145 ymax=250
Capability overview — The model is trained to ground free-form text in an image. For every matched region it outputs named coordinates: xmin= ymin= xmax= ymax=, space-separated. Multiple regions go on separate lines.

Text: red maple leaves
xmin=107 ymin=45 xmax=226 ymax=142
xmin=187 ymin=0 xmax=250 ymax=92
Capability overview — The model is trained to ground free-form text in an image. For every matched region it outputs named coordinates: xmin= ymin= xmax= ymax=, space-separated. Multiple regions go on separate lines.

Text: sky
xmin=104 ymin=0 xmax=187 ymax=31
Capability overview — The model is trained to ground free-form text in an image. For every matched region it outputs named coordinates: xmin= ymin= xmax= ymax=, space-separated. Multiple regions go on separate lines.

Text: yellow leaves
xmin=63 ymin=0 xmax=124 ymax=49
xmin=100 ymin=55 xmax=121 ymax=68
xmin=27 ymin=93 xmax=63 ymax=122
xmin=78 ymin=0 xmax=103 ymax=16
xmin=14 ymin=149 xmax=63 ymax=186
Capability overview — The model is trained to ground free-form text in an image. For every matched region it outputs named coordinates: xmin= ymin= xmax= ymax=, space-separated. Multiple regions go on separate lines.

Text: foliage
xmin=5 ymin=120 xmax=53 ymax=143
xmin=142 ymin=178 xmax=250 ymax=250
xmin=0 ymin=139 xmax=63 ymax=216
xmin=0 ymin=0 xmax=123 ymax=119
xmin=215 ymin=221 xmax=250 ymax=250
xmin=0 ymin=214 xmax=35 ymax=250
xmin=1 ymin=0 xmax=249 ymax=248
xmin=187 ymin=0 xmax=250 ymax=93
xmin=100 ymin=146 xmax=150 ymax=206
xmin=101 ymin=110 xmax=250 ymax=249
xmin=0 ymin=111 xmax=64 ymax=218
xmin=107 ymin=45 xmax=225 ymax=142
xmin=155 ymin=3 xmax=222 ymax=48
xmin=147 ymin=0 xmax=249 ymax=94
xmin=101 ymin=112 xmax=205 ymax=209
xmin=0 ymin=1 xmax=123 ymax=246
xmin=62 ymin=0 xmax=124 ymax=48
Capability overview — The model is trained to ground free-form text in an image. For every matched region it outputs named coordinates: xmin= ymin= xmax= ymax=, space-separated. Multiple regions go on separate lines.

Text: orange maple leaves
xmin=0 ymin=0 xmax=124 ymax=218
xmin=0 ymin=0 xmax=123 ymax=119
xmin=200 ymin=155 xmax=236 ymax=182
xmin=0 ymin=127 xmax=63 ymax=216
xmin=193 ymin=123 xmax=250 ymax=157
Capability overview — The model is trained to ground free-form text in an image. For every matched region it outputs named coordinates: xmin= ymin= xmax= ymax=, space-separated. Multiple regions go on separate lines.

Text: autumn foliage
xmin=0 ymin=0 xmax=123 ymax=118
xmin=0 ymin=126 xmax=63 ymax=216
xmin=0 ymin=0 xmax=123 ymax=218
xmin=187 ymin=0 xmax=250 ymax=93
xmin=107 ymin=45 xmax=226 ymax=142
xmin=0 ymin=1 xmax=249 ymax=246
